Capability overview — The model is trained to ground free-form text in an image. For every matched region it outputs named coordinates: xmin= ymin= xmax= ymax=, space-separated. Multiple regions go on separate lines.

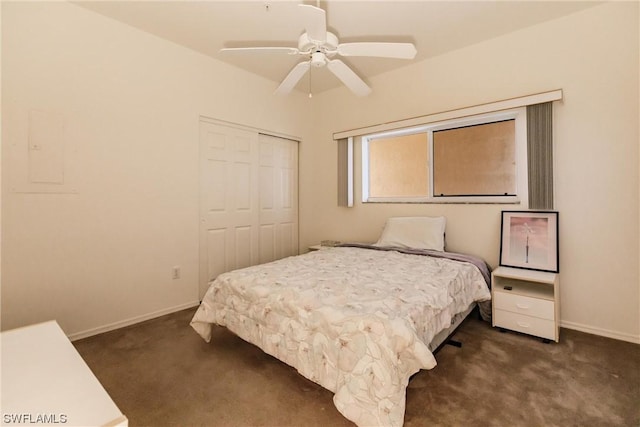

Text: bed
xmin=191 ymin=217 xmax=492 ymax=427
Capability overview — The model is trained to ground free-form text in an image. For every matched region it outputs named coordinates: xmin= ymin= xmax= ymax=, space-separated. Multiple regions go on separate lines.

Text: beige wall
xmin=301 ymin=2 xmax=639 ymax=342
xmin=1 ymin=2 xmax=311 ymax=338
xmin=2 ymin=2 xmax=638 ymax=344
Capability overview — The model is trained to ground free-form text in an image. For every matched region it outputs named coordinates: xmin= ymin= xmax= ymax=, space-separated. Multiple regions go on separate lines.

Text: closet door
xmin=258 ymin=134 xmax=299 ymax=264
xmin=199 ymin=120 xmax=299 ymax=298
xmin=199 ymin=121 xmax=260 ymax=298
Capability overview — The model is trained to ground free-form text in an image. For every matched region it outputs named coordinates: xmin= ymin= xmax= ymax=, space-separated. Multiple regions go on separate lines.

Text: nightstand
xmin=491 ymin=266 xmax=560 ymax=342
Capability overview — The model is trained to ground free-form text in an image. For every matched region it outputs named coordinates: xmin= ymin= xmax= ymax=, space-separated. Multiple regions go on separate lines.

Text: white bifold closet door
xmin=257 ymin=133 xmax=299 ymax=264
xmin=199 ymin=120 xmax=298 ymax=298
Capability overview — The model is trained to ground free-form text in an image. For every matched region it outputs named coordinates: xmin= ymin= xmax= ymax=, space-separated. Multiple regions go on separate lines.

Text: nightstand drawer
xmin=493 ymin=291 xmax=554 ymax=320
xmin=494 ymin=310 xmax=555 ymax=340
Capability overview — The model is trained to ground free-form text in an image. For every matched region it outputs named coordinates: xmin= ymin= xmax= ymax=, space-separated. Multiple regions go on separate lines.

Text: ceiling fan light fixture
xmin=310 ymin=51 xmax=326 ymax=68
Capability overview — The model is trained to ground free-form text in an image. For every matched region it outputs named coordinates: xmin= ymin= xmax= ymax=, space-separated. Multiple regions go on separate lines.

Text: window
xmin=368 ymin=132 xmax=428 ymax=198
xmin=433 ymin=119 xmax=515 ymax=197
xmin=362 ymin=108 xmax=527 ymax=203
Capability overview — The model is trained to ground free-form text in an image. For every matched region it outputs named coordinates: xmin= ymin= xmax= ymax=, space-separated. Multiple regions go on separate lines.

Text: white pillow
xmin=374 ymin=216 xmax=446 ymax=251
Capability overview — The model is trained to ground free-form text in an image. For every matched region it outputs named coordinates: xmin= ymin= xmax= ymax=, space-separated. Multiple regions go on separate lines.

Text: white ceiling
xmin=74 ymin=0 xmax=600 ymax=95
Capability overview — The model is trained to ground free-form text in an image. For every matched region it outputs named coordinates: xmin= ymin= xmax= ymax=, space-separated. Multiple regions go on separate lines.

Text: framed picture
xmin=499 ymin=210 xmax=559 ymax=273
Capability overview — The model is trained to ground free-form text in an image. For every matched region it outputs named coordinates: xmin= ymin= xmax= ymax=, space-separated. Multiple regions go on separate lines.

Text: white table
xmin=1 ymin=321 xmax=127 ymax=426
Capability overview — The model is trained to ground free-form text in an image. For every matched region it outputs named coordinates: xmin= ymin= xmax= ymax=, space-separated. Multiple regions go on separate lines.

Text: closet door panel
xmin=199 ymin=121 xmax=259 ymax=298
xmin=258 ymin=134 xmax=299 ymax=263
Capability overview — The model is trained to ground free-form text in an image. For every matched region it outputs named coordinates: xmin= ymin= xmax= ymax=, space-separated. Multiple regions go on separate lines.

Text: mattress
xmin=191 ymin=245 xmax=491 ymax=427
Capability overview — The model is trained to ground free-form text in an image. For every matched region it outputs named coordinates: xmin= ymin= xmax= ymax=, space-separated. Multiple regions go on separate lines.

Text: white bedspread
xmin=191 ymin=246 xmax=491 ymax=427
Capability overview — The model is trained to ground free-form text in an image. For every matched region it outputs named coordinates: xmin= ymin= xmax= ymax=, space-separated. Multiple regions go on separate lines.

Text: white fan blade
xmin=275 ymin=61 xmax=310 ymax=95
xmin=327 ymin=59 xmax=371 ymax=97
xmin=299 ymin=4 xmax=326 ymax=44
xmin=337 ymin=42 xmax=417 ymax=59
xmin=220 ymin=47 xmax=299 ymax=55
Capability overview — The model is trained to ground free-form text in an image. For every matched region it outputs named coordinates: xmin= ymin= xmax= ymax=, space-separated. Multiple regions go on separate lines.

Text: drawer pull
xmin=516 ymin=303 xmax=530 ymax=310
xmin=517 ymin=321 xmax=531 ymax=328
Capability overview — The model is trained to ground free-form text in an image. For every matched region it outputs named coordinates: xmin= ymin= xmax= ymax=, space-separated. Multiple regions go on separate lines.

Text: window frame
xmin=361 ymin=108 xmax=528 ymax=204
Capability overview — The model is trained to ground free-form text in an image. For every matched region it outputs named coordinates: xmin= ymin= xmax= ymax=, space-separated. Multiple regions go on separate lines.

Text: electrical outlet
xmin=172 ymin=266 xmax=181 ymax=280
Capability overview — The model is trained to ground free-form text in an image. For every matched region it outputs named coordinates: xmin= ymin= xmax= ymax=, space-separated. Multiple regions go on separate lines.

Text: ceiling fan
xmin=220 ymin=2 xmax=417 ymax=97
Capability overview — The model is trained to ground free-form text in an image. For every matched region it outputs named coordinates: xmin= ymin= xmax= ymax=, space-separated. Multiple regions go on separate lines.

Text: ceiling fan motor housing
xmin=298 ymin=31 xmax=338 ymax=53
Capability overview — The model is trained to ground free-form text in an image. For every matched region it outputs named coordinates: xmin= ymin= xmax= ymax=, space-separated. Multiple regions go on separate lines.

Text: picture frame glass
xmin=500 ymin=211 xmax=559 ymax=272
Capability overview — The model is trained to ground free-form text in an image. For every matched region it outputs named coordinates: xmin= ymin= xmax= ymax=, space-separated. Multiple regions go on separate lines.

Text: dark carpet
xmin=73 ymin=307 xmax=640 ymax=427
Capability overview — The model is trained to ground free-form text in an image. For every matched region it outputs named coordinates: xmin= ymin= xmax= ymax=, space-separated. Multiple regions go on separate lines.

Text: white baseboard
xmin=67 ymin=301 xmax=201 ymax=342
xmin=560 ymin=320 xmax=640 ymax=344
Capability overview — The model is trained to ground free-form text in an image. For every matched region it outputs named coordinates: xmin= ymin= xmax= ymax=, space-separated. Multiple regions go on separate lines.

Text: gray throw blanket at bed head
xmin=338 ymin=243 xmax=493 ymax=322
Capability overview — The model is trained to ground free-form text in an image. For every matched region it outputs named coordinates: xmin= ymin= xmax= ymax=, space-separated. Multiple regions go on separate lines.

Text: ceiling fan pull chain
xmin=308 ymin=60 xmax=313 ymax=98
